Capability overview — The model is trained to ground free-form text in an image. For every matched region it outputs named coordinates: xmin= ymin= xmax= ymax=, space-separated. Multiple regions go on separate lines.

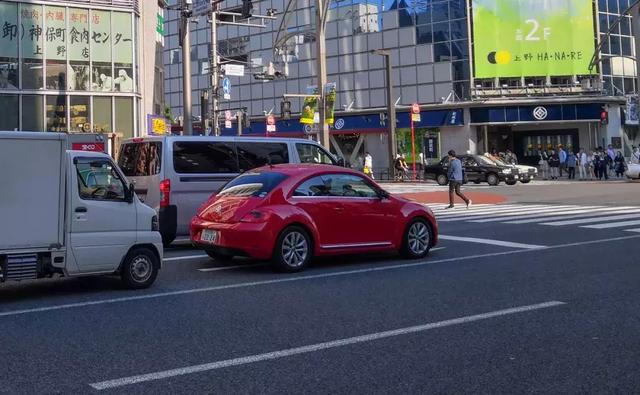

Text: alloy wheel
xmin=408 ymin=221 xmax=430 ymax=256
xmin=281 ymin=231 xmax=309 ymax=268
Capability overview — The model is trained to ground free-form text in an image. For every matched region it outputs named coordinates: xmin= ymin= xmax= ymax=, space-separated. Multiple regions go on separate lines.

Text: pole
xmin=410 ymin=116 xmax=416 ymax=180
xmin=180 ymin=0 xmax=192 ymax=135
xmin=237 ymin=111 xmax=242 ymax=136
xmin=384 ymin=54 xmax=397 ymax=180
xmin=211 ymin=8 xmax=220 ymax=136
xmin=315 ymin=0 xmax=330 ymax=149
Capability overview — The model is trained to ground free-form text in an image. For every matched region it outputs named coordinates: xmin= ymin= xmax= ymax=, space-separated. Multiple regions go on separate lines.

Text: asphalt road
xmin=1 ymin=182 xmax=640 ymax=394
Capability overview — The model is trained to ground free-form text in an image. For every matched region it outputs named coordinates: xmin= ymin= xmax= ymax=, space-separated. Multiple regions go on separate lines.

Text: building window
xmin=91 ymin=10 xmax=112 ymax=91
xmin=46 ymin=95 xmax=67 ymax=132
xmin=70 ymin=95 xmax=90 ymax=132
xmin=0 ymin=1 xmax=19 ymax=90
xmin=69 ymin=7 xmax=90 ymax=90
xmin=20 ymin=3 xmax=44 ymax=90
xmin=115 ymin=96 xmax=133 ymax=138
xmin=113 ymin=12 xmax=133 ymax=92
xmin=93 ymin=96 xmax=112 ymax=132
xmin=22 ymin=95 xmax=44 ymax=131
xmin=0 ymin=94 xmax=18 ymax=130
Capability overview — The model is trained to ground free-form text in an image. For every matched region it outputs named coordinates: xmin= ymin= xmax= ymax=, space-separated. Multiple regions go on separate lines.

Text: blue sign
xmin=222 ymin=77 xmax=231 ymax=97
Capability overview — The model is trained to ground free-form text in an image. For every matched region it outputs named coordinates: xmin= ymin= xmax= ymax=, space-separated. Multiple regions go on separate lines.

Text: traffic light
xmin=600 ymin=110 xmax=609 ymax=125
xmin=281 ymin=100 xmax=291 ymax=120
xmin=241 ymin=0 xmax=253 ymax=19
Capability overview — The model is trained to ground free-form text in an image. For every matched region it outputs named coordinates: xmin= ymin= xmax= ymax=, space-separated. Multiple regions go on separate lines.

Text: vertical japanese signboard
xmin=21 ymin=4 xmax=43 ymax=59
xmin=44 ymin=6 xmax=66 ymax=60
xmin=472 ymin=0 xmax=596 ymax=78
xmin=0 ymin=2 xmax=17 ymax=59
xmin=68 ymin=8 xmax=89 ymax=61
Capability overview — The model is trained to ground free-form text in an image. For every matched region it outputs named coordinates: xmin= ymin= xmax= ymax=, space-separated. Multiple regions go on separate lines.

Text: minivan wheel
xmin=121 ymin=247 xmax=159 ymax=289
xmin=273 ymin=226 xmax=312 ymax=273
xmin=436 ymin=174 xmax=449 ymax=186
xmin=487 ymin=173 xmax=500 ymax=186
xmin=401 ymin=218 xmax=432 ymax=259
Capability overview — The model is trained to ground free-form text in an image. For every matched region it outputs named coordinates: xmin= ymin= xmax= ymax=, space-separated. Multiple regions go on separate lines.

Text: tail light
xmin=159 ymin=179 xmax=170 ymax=208
xmin=240 ymin=209 xmax=272 ymax=223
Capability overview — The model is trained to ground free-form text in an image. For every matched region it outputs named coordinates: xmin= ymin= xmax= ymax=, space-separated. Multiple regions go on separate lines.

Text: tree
xmin=163 ymin=106 xmax=175 ymax=124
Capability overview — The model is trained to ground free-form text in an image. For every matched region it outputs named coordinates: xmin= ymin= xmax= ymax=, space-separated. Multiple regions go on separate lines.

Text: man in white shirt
xmin=578 ymin=148 xmax=588 ymax=180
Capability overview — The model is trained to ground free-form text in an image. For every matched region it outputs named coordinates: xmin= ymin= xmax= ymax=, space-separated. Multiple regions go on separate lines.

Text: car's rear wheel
xmin=505 ymin=180 xmax=517 ymax=186
xmin=401 ymin=218 xmax=432 ymax=259
xmin=273 ymin=226 xmax=312 ymax=272
xmin=521 ymin=179 xmax=531 ymax=184
xmin=487 ymin=173 xmax=500 ymax=186
xmin=436 ymin=174 xmax=448 ymax=186
xmin=206 ymin=250 xmax=234 ymax=262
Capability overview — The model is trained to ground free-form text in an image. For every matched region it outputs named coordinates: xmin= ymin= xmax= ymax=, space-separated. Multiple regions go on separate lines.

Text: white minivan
xmin=118 ymin=136 xmax=338 ymax=245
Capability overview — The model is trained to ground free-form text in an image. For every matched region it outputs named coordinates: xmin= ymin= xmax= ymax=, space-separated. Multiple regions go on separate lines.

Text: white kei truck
xmin=0 ymin=132 xmax=162 ymax=289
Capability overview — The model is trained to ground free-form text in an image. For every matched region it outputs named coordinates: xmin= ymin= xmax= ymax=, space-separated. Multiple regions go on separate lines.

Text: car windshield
xmin=486 ymin=156 xmax=509 ymax=166
xmin=476 ymin=156 xmax=497 ymax=166
xmin=219 ymin=171 xmax=288 ymax=198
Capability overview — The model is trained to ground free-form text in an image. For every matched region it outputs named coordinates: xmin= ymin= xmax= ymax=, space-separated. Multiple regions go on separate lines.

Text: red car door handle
xmin=334 ymin=207 xmax=344 ymax=211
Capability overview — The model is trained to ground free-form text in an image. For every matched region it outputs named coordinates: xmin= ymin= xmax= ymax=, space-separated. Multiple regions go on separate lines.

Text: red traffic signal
xmin=600 ymin=110 xmax=609 ymax=125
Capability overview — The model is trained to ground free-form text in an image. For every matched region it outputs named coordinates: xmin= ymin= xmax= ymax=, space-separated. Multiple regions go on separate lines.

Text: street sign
xmin=223 ymin=64 xmax=245 ymax=77
xmin=267 ymin=115 xmax=275 ymax=125
xmin=222 ymin=77 xmax=231 ymax=100
xmin=411 ymin=103 xmax=420 ymax=114
xmin=411 ymin=113 xmax=421 ymax=122
xmin=266 ymin=125 xmax=276 ymax=132
xmin=193 ymin=0 xmax=212 ymax=17
xmin=225 ymin=120 xmax=232 ymax=129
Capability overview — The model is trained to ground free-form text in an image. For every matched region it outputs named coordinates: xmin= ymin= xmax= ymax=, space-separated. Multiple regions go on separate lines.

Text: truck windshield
xmin=219 ymin=172 xmax=288 ymax=198
xmin=118 ymin=142 xmax=162 ymax=176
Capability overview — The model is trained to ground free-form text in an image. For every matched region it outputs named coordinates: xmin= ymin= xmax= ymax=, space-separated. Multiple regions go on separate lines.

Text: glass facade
xmin=598 ymin=0 xmax=636 ymax=95
xmin=0 ymin=0 xmax=138 ymax=137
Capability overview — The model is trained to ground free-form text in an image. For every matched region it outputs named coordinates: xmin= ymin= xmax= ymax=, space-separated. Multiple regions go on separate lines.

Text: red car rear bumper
xmin=190 ymin=217 xmax=276 ymax=260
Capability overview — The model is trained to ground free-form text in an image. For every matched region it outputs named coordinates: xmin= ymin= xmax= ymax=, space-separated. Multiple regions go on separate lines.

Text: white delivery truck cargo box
xmin=0 ymin=132 xmax=66 ymax=251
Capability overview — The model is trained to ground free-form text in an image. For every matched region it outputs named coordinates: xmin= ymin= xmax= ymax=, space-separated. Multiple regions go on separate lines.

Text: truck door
xmin=70 ymin=156 xmax=137 ymax=272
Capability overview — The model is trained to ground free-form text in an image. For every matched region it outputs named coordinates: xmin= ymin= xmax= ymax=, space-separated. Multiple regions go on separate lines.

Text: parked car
xmin=190 ymin=164 xmax=438 ymax=272
xmin=626 ymin=163 xmax=640 ymax=179
xmin=424 ymin=155 xmax=520 ymax=186
xmin=484 ymin=155 xmax=537 ymax=184
xmin=118 ymin=136 xmax=338 ymax=245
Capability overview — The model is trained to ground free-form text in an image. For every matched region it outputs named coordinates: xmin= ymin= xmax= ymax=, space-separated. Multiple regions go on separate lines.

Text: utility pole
xmin=180 ymin=0 xmax=192 ymax=135
xmin=372 ymin=49 xmax=397 ymax=179
xmin=632 ymin=4 xmax=640 ymax=103
xmin=315 ymin=0 xmax=330 ymax=149
xmin=210 ymin=7 xmax=219 ymax=136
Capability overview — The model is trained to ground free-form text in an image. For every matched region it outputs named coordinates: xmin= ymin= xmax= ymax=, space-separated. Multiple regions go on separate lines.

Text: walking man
xmin=445 ymin=150 xmax=471 ymax=209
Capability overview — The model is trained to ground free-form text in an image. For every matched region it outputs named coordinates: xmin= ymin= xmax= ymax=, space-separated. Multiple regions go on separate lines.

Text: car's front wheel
xmin=273 ymin=226 xmax=312 ymax=272
xmin=487 ymin=173 xmax=500 ymax=186
xmin=505 ymin=180 xmax=517 ymax=186
xmin=401 ymin=218 xmax=432 ymax=259
xmin=520 ymin=179 xmax=531 ymax=184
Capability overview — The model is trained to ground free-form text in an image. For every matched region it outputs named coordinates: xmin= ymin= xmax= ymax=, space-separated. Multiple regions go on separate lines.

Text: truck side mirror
xmin=125 ymin=183 xmax=135 ymax=203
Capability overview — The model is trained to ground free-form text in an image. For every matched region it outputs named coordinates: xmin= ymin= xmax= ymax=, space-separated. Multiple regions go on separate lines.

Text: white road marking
xmin=541 ymin=213 xmax=640 ymax=226
xmin=434 ymin=205 xmax=560 ymax=218
xmin=0 ymin=236 xmax=637 ymax=319
xmin=433 ymin=204 xmax=534 ymax=216
xmin=469 ymin=206 xmax=604 ymax=223
xmin=582 ymin=219 xmax=640 ymax=229
xmin=163 ymin=255 xmax=208 ymax=262
xmin=89 ymin=300 xmax=566 ymax=390
xmin=439 ymin=235 xmax=546 ymax=250
xmin=501 ymin=207 xmax=640 ymax=224
xmin=198 ymin=263 xmax=265 ymax=272
xmin=440 ymin=206 xmax=586 ymax=222
xmin=625 ymin=229 xmax=640 ymax=233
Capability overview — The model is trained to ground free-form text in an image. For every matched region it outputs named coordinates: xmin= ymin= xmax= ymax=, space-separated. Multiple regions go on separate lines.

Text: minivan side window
xmin=118 ymin=142 xmax=162 ymax=177
xmin=296 ymin=143 xmax=336 ymax=165
xmin=75 ymin=159 xmax=126 ymax=201
xmin=173 ymin=142 xmax=239 ymax=174
xmin=236 ymin=142 xmax=289 ymax=172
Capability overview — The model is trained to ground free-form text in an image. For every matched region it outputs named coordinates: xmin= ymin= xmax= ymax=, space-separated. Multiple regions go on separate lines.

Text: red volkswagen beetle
xmin=190 ymin=164 xmax=438 ymax=272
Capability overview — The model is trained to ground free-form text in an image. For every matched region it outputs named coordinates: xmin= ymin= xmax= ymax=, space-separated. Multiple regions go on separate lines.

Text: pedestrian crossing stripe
xmin=426 ymin=203 xmax=640 ymax=232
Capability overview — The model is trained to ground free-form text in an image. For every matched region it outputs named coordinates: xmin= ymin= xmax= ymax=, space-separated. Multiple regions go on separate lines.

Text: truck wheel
xmin=121 ymin=247 xmax=159 ymax=289
xmin=436 ymin=174 xmax=448 ymax=186
xmin=487 ymin=173 xmax=499 ymax=186
xmin=272 ymin=226 xmax=312 ymax=273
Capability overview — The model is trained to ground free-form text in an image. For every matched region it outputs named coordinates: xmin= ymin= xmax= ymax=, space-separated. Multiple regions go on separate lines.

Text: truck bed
xmin=0 ymin=132 xmax=66 ymax=252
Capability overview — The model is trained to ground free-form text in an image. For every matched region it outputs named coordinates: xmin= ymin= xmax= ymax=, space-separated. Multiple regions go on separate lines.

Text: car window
xmin=293 ymin=176 xmax=330 ymax=197
xmin=439 ymin=157 xmax=449 ymax=166
xmin=463 ymin=157 xmax=477 ymax=167
xmin=296 ymin=143 xmax=336 ymax=165
xmin=118 ymin=142 xmax=162 ymax=176
xmin=219 ymin=171 xmax=288 ymax=198
xmin=236 ymin=142 xmax=289 ymax=171
xmin=75 ymin=159 xmax=126 ymax=201
xmin=173 ymin=141 xmax=239 ymax=174
xmin=323 ymin=174 xmax=379 ymax=198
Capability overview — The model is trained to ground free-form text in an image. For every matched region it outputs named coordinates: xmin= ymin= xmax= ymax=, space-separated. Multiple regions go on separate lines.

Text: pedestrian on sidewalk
xmin=632 ymin=146 xmax=640 ymax=165
xmin=607 ymin=145 xmax=616 ymax=177
xmin=566 ymin=150 xmax=577 ymax=179
xmin=548 ymin=150 xmax=560 ymax=180
xmin=539 ymin=150 xmax=550 ymax=180
xmin=614 ymin=151 xmax=627 ymax=178
xmin=363 ymin=152 xmax=374 ymax=180
xmin=578 ymin=148 xmax=588 ymax=180
xmin=587 ymin=151 xmax=596 ymax=180
xmin=558 ymin=146 xmax=567 ymax=177
xmin=445 ymin=150 xmax=471 ymax=209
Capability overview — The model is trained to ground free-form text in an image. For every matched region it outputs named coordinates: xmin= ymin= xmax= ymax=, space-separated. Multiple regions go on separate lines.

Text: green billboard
xmin=472 ymin=0 xmax=596 ymax=78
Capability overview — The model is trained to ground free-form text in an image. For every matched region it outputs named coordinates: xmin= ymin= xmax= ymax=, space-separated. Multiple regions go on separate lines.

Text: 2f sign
xmin=516 ymin=19 xmax=551 ymax=41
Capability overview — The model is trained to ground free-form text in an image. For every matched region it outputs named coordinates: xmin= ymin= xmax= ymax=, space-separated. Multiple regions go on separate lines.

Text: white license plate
xmin=201 ymin=229 xmax=218 ymax=244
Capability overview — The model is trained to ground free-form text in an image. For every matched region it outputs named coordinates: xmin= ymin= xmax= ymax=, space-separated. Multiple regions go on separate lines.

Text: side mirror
xmin=337 ymin=157 xmax=345 ymax=167
xmin=125 ymin=182 xmax=135 ymax=203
